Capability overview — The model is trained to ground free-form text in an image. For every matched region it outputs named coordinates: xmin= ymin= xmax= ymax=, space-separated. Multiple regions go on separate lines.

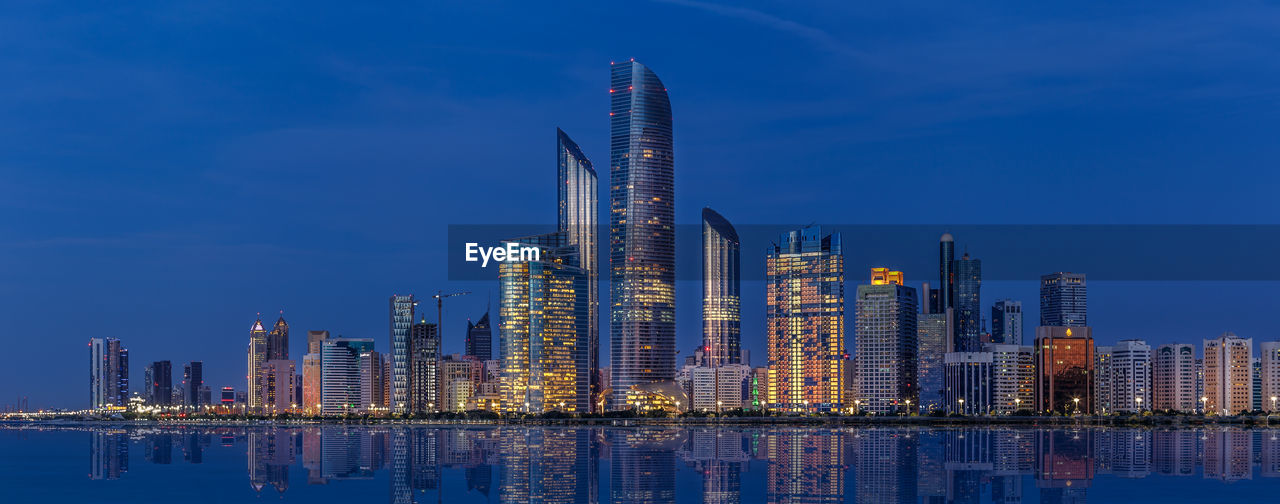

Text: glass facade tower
xmin=390 ymin=294 xmax=415 ymax=414
xmin=246 ymin=316 xmax=267 ymax=410
xmin=701 ymin=207 xmax=740 ymax=368
xmin=855 ymin=268 xmax=919 ymax=414
xmin=1034 ymin=326 xmax=1095 ymax=414
xmin=609 ymin=59 xmax=675 ymax=409
xmin=1040 ymin=272 xmax=1087 ymax=327
xmin=991 ymin=299 xmax=1023 ymax=345
xmin=954 ymin=253 xmax=982 ymax=352
xmin=556 ymin=128 xmax=599 ymax=410
xmin=765 ymin=226 xmax=845 ymax=412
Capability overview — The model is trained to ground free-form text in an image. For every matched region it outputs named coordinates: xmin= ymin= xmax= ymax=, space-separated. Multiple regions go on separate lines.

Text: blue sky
xmin=3 ymin=1 xmax=1280 ymax=408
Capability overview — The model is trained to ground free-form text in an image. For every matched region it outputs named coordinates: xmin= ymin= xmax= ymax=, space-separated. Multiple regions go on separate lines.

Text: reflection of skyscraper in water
xmin=852 ymin=430 xmax=912 ymax=504
xmin=944 ymin=429 xmax=992 ymax=504
xmin=89 ymin=430 xmax=129 ymax=480
xmin=610 ymin=429 xmax=680 ymax=504
xmin=302 ymin=427 xmax=328 ymax=485
xmin=1035 ymin=430 xmax=1093 ymax=504
xmin=322 ymin=427 xmax=375 ymax=480
xmin=410 ymin=428 xmax=439 ymax=493
xmin=248 ymin=429 xmax=296 ymax=495
xmin=390 ymin=429 xmax=412 ymax=504
xmin=146 ymin=435 xmax=172 ymax=465
xmin=182 ymin=433 xmax=206 ymax=464
xmin=500 ymin=428 xmax=595 ymax=504
xmin=1152 ymin=429 xmax=1197 ymax=476
xmin=991 ymin=429 xmax=1033 ymax=504
xmin=1108 ymin=430 xmax=1151 ymax=478
xmin=1260 ymin=430 xmax=1280 ymax=478
xmin=1203 ymin=428 xmax=1253 ymax=482
xmin=915 ymin=430 xmax=946 ymax=503
xmin=677 ymin=429 xmax=749 ymax=504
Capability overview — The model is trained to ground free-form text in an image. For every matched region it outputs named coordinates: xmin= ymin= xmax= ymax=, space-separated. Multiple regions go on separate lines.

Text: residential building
xmin=1110 ymin=339 xmax=1152 ymax=414
xmin=987 ymin=344 xmax=1035 ymax=414
xmin=1153 ymin=343 xmax=1197 ymax=412
xmin=1203 ymin=332 xmax=1253 ymax=415
xmin=1261 ymin=341 xmax=1280 ymax=412
xmin=855 ymin=267 xmax=917 ymax=414
xmin=409 ymin=320 xmax=440 ymax=413
xmin=766 ymin=226 xmax=845 ymax=412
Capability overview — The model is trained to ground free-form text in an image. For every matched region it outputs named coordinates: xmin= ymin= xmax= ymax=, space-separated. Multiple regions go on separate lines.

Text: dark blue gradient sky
xmin=4 ymin=1 xmax=1280 ymax=408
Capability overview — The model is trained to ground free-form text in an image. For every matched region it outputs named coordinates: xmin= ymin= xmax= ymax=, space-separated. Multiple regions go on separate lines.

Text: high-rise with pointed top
xmin=557 ymin=128 xmax=599 ymax=409
xmin=701 ymin=207 xmax=740 ymax=368
xmin=609 ymin=59 xmax=675 ymax=409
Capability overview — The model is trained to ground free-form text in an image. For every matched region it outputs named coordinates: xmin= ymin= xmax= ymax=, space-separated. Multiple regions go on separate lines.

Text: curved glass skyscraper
xmin=609 ymin=59 xmax=675 ymax=408
xmin=557 ymin=128 xmax=599 ymax=410
xmin=701 ymin=207 xmax=740 ymax=367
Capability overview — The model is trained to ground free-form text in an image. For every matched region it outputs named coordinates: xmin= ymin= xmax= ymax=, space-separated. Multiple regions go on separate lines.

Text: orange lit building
xmin=1034 ymin=326 xmax=1095 ymax=414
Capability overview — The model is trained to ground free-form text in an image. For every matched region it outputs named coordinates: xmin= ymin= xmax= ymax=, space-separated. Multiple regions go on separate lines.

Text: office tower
xmin=855 ymin=267 xmax=917 ymax=414
xmin=221 ymin=386 xmax=235 ymax=407
xmin=464 ymin=312 xmax=492 ymax=362
xmin=1203 ymin=332 xmax=1253 ymax=415
xmin=991 ymin=299 xmax=1023 ymax=345
xmin=149 ymin=360 xmax=173 ymax=406
xmin=953 ymin=253 xmax=982 ymax=352
xmin=938 ymin=233 xmax=955 ymax=314
xmin=1095 ymin=346 xmax=1113 ymax=414
xmin=306 ymin=330 xmax=329 ymax=354
xmin=89 ymin=338 xmax=128 ymax=409
xmin=1110 ymin=339 xmax=1152 ymax=413
xmin=321 ymin=338 xmax=374 ymax=415
xmin=1153 ymin=343 xmax=1197 ymax=412
xmin=917 ymin=311 xmax=949 ymax=412
xmin=439 ymin=355 xmax=483 ymax=412
xmin=1252 ymin=358 xmax=1263 ymax=411
xmin=765 ymin=226 xmax=845 ymax=412
xmin=1261 ymin=341 xmax=1280 ymax=412
xmin=259 ymin=359 xmax=296 ymax=414
xmin=302 ymin=354 xmax=321 ymax=415
xmin=987 ymin=343 xmax=1035 ymax=414
xmin=182 ymin=361 xmax=203 ymax=407
xmin=944 ymin=351 xmax=993 ymax=414
xmin=1039 ymin=272 xmax=1087 ymax=327
xmin=267 ymin=313 xmax=289 ymax=360
xmin=1034 ymin=326 xmax=1095 ymax=414
xmin=556 ymin=128 xmax=600 ymax=412
xmin=246 ymin=316 xmax=267 ymax=410
xmin=389 ymin=294 xmax=415 ymax=414
xmin=409 ymin=320 xmax=440 ymax=413
xmin=690 ymin=364 xmax=752 ymax=411
xmin=609 ymin=59 xmax=675 ymax=409
xmin=499 ymin=233 xmax=590 ymax=413
xmin=702 ymin=207 xmax=741 ymax=368
xmin=358 ymin=349 xmax=384 ymax=412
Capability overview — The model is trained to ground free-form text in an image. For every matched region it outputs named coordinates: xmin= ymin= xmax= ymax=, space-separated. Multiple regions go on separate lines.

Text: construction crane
xmin=431 ymin=290 xmax=471 ymax=347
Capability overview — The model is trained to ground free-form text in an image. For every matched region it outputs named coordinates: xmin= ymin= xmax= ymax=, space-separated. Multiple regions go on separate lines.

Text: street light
xmin=1014 ymin=398 xmax=1021 ymax=414
xmin=1201 ymin=396 xmax=1209 ymax=414
xmin=1072 ymin=397 xmax=1080 ymax=415
xmin=905 ymin=399 xmax=912 ymax=416
xmin=717 ymin=400 xmax=723 ymax=414
xmin=803 ymin=400 xmax=810 ymax=416
xmin=1135 ymin=396 xmax=1143 ymax=413
xmin=1271 ymin=396 xmax=1277 ymax=412
xmin=958 ymin=398 xmax=965 ymax=415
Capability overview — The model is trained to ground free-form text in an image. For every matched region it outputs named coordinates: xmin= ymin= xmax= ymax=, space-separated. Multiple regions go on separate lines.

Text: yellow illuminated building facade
xmin=765 ymin=226 xmax=845 ymax=412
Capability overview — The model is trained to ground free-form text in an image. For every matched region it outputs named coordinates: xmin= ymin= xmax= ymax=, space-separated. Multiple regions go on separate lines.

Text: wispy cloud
xmin=651 ymin=0 xmax=870 ymax=60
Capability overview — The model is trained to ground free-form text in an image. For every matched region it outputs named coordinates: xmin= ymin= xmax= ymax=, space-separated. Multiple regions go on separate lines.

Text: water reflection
xmin=47 ymin=425 xmax=1280 ymax=502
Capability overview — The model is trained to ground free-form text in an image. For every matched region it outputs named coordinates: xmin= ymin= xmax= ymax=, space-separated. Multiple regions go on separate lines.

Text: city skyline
xmin=9 ymin=2 xmax=1280 ymax=408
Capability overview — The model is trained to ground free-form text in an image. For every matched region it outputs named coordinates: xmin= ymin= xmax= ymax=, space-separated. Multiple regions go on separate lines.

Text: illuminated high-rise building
xmin=991 ymin=299 xmax=1023 ymax=345
xmin=267 ymin=313 xmax=289 ymax=360
xmin=149 ymin=360 xmax=173 ymax=406
xmin=953 ymin=253 xmax=982 ymax=352
xmin=987 ymin=343 xmax=1035 ymax=414
xmin=321 ymin=338 xmax=373 ymax=416
xmin=609 ymin=59 xmax=675 ymax=409
xmin=358 ymin=349 xmax=384 ymax=413
xmin=1034 ymin=326 xmax=1095 ymax=414
xmin=556 ymin=128 xmax=599 ymax=411
xmin=1154 ymin=343 xmax=1197 ymax=412
xmin=409 ymin=320 xmax=440 ymax=413
xmin=938 ymin=233 xmax=955 ymax=314
xmin=702 ymin=207 xmax=740 ymax=368
xmin=182 ymin=361 xmax=203 ymax=408
xmin=944 ymin=351 xmax=992 ymax=414
xmin=1261 ymin=341 xmax=1280 ymax=412
xmin=307 ymin=330 xmax=329 ymax=354
xmin=465 ymin=312 xmax=492 ymax=362
xmin=766 ymin=226 xmax=845 ymax=412
xmin=259 ymin=359 xmax=296 ymax=414
xmin=89 ymin=338 xmax=128 ymax=409
xmin=1203 ymin=332 xmax=1253 ymax=415
xmin=499 ymin=233 xmax=590 ymax=413
xmin=389 ymin=294 xmax=416 ymax=414
xmin=1040 ymin=272 xmax=1087 ymax=327
xmin=855 ymin=267 xmax=917 ymax=414
xmin=917 ymin=310 xmax=948 ymax=412
xmin=302 ymin=353 xmax=321 ymax=415
xmin=1095 ymin=345 xmax=1113 ymax=414
xmin=1110 ymin=339 xmax=1152 ymax=413
xmin=246 ymin=316 xmax=268 ymax=410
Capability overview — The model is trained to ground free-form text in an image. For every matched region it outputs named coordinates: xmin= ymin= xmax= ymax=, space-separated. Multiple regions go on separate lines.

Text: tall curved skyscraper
xmin=701 ymin=207 xmax=740 ymax=367
xmin=609 ymin=59 xmax=675 ymax=408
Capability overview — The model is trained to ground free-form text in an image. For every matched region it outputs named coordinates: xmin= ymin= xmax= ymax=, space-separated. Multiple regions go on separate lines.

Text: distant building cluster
xmin=85 ymin=60 xmax=1280 ymax=418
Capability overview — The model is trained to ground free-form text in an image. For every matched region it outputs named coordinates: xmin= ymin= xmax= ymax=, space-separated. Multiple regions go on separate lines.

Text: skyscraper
xmin=953 ymin=253 xmax=982 ymax=352
xmin=938 ymin=233 xmax=955 ymax=314
xmin=1109 ymin=339 xmax=1152 ymax=413
xmin=409 ymin=320 xmax=440 ymax=413
xmin=766 ymin=226 xmax=845 ymax=412
xmin=464 ymin=312 xmax=492 ymax=362
xmin=149 ymin=360 xmax=173 ymax=406
xmin=609 ymin=59 xmax=675 ymax=409
xmin=89 ymin=338 xmax=128 ymax=409
xmin=917 ymin=310 xmax=949 ymax=412
xmin=390 ymin=294 xmax=415 ymax=414
xmin=1040 ymin=273 xmax=1087 ymax=327
xmin=855 ymin=267 xmax=918 ymax=414
xmin=302 ymin=353 xmax=322 ymax=416
xmin=944 ymin=351 xmax=992 ymax=414
xmin=987 ymin=343 xmax=1035 ymax=414
xmin=556 ymin=128 xmax=599 ymax=411
xmin=321 ymin=338 xmax=374 ymax=416
xmin=267 ymin=313 xmax=289 ymax=360
xmin=991 ymin=299 xmax=1023 ymax=345
xmin=499 ymin=234 xmax=590 ymax=413
xmin=1203 ymin=332 xmax=1252 ymax=415
xmin=182 ymin=361 xmax=203 ymax=408
xmin=259 ymin=359 xmax=296 ymax=414
xmin=1261 ymin=341 xmax=1280 ymax=412
xmin=1094 ymin=345 xmax=1113 ymax=415
xmin=1034 ymin=326 xmax=1095 ymax=414
xmin=246 ymin=316 xmax=267 ymax=410
xmin=1153 ymin=343 xmax=1197 ymax=412
xmin=358 ymin=350 xmax=383 ymax=413
xmin=702 ymin=207 xmax=740 ymax=368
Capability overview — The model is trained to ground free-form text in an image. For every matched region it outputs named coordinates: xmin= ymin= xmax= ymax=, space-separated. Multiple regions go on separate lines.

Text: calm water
xmin=2 ymin=424 xmax=1277 ymax=503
